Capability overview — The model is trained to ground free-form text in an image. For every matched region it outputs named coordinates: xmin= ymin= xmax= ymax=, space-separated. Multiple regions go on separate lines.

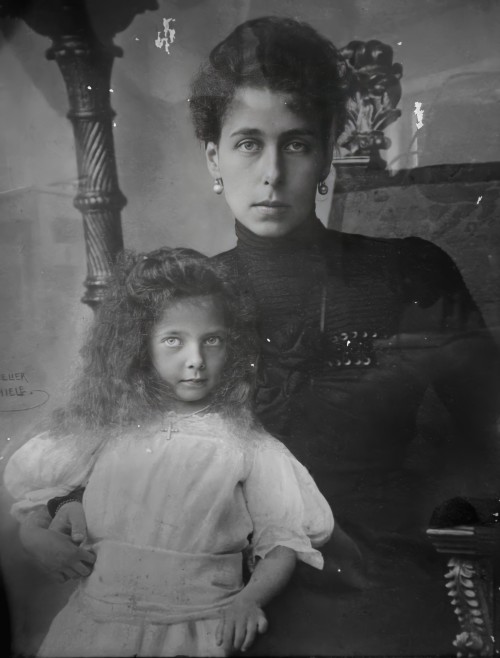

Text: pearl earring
xmin=318 ymin=180 xmax=328 ymax=196
xmin=213 ymin=178 xmax=224 ymax=195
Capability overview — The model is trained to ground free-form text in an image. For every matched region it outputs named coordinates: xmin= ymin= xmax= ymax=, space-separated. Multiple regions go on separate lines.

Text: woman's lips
xmin=253 ymin=201 xmax=290 ymax=215
xmin=254 ymin=200 xmax=289 ymax=207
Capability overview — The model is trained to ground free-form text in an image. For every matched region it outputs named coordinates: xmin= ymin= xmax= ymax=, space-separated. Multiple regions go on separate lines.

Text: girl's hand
xmin=19 ymin=523 xmax=96 ymax=583
xmin=216 ymin=597 xmax=268 ymax=653
xmin=49 ymin=501 xmax=89 ymax=545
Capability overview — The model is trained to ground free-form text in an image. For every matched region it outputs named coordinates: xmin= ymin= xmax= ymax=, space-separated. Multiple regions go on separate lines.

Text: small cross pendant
xmin=161 ymin=423 xmax=179 ymax=441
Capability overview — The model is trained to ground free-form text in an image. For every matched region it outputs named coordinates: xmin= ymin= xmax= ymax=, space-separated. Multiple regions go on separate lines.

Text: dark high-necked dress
xmin=215 ymin=217 xmax=500 ymax=656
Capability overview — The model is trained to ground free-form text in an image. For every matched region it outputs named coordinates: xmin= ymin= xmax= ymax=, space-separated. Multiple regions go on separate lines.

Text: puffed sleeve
xmin=3 ymin=431 xmax=100 ymax=522
xmin=243 ymin=433 xmax=334 ymax=570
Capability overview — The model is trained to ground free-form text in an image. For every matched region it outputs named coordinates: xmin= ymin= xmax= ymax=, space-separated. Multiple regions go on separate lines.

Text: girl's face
xmin=205 ymin=86 xmax=332 ymax=239
xmin=149 ymin=295 xmax=228 ymax=412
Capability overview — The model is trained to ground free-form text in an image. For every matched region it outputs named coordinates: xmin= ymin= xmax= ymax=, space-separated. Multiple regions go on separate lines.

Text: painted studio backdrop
xmin=0 ymin=0 xmax=499 ymax=656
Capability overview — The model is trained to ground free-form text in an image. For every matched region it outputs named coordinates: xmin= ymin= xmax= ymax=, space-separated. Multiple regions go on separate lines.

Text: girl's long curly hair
xmin=189 ymin=16 xmax=352 ymax=145
xmin=51 ymin=247 xmax=258 ymax=436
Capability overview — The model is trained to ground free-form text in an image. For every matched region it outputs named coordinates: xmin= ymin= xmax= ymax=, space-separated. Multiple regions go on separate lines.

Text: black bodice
xmin=214 ymin=218 xmax=498 ymax=545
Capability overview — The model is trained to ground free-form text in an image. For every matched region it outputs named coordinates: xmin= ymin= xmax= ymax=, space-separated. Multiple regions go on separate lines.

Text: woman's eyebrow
xmin=229 ymin=128 xmax=262 ymax=137
xmin=229 ymin=128 xmax=318 ymax=138
xmin=280 ymin=128 xmax=318 ymax=137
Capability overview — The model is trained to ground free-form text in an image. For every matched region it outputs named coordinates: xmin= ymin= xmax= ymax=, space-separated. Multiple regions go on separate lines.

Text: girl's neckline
xmin=159 ymin=404 xmax=216 ymax=440
xmin=162 ymin=403 xmax=213 ymax=419
xmin=235 ymin=215 xmax=328 ymax=251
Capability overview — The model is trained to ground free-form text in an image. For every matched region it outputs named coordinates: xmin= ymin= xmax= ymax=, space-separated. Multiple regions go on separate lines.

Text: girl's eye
xmin=163 ymin=337 xmax=181 ymax=346
xmin=204 ymin=336 xmax=223 ymax=346
xmin=237 ymin=140 xmax=260 ymax=153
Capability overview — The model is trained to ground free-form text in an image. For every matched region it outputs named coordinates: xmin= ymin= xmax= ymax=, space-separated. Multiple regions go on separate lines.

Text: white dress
xmin=4 ymin=412 xmax=333 ymax=657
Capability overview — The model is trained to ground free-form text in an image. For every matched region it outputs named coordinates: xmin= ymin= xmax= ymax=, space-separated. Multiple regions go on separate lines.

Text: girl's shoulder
xmin=3 ymin=430 xmax=104 ymax=495
xmin=240 ymin=425 xmax=294 ymax=465
xmin=6 ymin=430 xmax=95 ymax=463
xmin=200 ymin=413 xmax=288 ymax=458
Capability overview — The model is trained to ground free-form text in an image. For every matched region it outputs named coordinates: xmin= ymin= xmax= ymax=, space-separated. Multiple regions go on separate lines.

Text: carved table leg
xmin=445 ymin=556 xmax=494 ymax=657
xmin=47 ymin=36 xmax=126 ymax=307
xmin=4 ymin=0 xmax=158 ymax=307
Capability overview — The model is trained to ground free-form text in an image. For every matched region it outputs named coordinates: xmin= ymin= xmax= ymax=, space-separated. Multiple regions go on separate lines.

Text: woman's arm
xmin=216 ymin=545 xmax=296 ymax=653
xmin=4 ymin=433 xmax=97 ymax=581
xmin=400 ymin=237 xmax=500 ymax=496
xmin=18 ymin=503 xmax=95 ymax=582
xmin=18 ymin=495 xmax=94 ymax=580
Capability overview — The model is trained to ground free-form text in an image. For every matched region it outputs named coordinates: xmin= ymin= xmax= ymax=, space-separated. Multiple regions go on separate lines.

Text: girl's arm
xmin=216 ymin=545 xmax=296 ymax=653
xmin=299 ymin=521 xmax=366 ymax=590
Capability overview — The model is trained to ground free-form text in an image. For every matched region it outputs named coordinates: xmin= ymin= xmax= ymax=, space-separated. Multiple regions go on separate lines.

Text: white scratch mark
xmin=397 ymin=41 xmax=402 ymax=45
xmin=113 ymin=121 xmax=117 ymax=128
xmin=87 ymin=85 xmax=92 ymax=90
xmin=414 ymin=102 xmax=424 ymax=130
xmin=155 ymin=18 xmax=176 ymax=54
xmin=109 ymin=88 xmax=114 ymax=93
xmin=477 ymin=195 xmax=482 ymax=204
xmin=135 ymin=37 xmax=140 ymax=41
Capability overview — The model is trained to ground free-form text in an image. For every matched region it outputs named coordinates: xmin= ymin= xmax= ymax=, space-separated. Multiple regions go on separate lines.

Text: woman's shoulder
xmin=327 ymin=228 xmax=448 ymax=263
xmin=327 ymin=229 xmax=471 ymax=308
xmin=211 ymin=248 xmax=238 ymax=271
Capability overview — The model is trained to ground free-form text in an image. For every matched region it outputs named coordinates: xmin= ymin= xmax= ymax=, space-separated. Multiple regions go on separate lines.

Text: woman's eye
xmin=204 ymin=336 xmax=222 ymax=346
xmin=285 ymin=141 xmax=308 ymax=153
xmin=237 ymin=140 xmax=260 ymax=153
xmin=163 ymin=337 xmax=181 ymax=346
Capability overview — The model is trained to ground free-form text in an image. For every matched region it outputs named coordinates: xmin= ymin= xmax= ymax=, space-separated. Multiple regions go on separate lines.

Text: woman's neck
xmin=235 ymin=215 xmax=326 ymax=250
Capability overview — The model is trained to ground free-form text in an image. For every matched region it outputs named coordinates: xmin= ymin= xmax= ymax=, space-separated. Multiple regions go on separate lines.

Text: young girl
xmin=4 ymin=247 xmax=335 ymax=657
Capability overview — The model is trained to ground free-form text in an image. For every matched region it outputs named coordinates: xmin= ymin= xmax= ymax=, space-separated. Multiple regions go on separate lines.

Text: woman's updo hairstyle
xmin=189 ymin=16 xmax=351 ymax=145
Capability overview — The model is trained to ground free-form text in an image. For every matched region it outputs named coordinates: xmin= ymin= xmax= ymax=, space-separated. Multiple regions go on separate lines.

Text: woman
xmin=21 ymin=16 xmax=500 ymax=656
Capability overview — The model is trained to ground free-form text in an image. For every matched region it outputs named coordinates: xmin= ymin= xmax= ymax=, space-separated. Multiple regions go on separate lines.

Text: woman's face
xmin=206 ymin=87 xmax=332 ymax=238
